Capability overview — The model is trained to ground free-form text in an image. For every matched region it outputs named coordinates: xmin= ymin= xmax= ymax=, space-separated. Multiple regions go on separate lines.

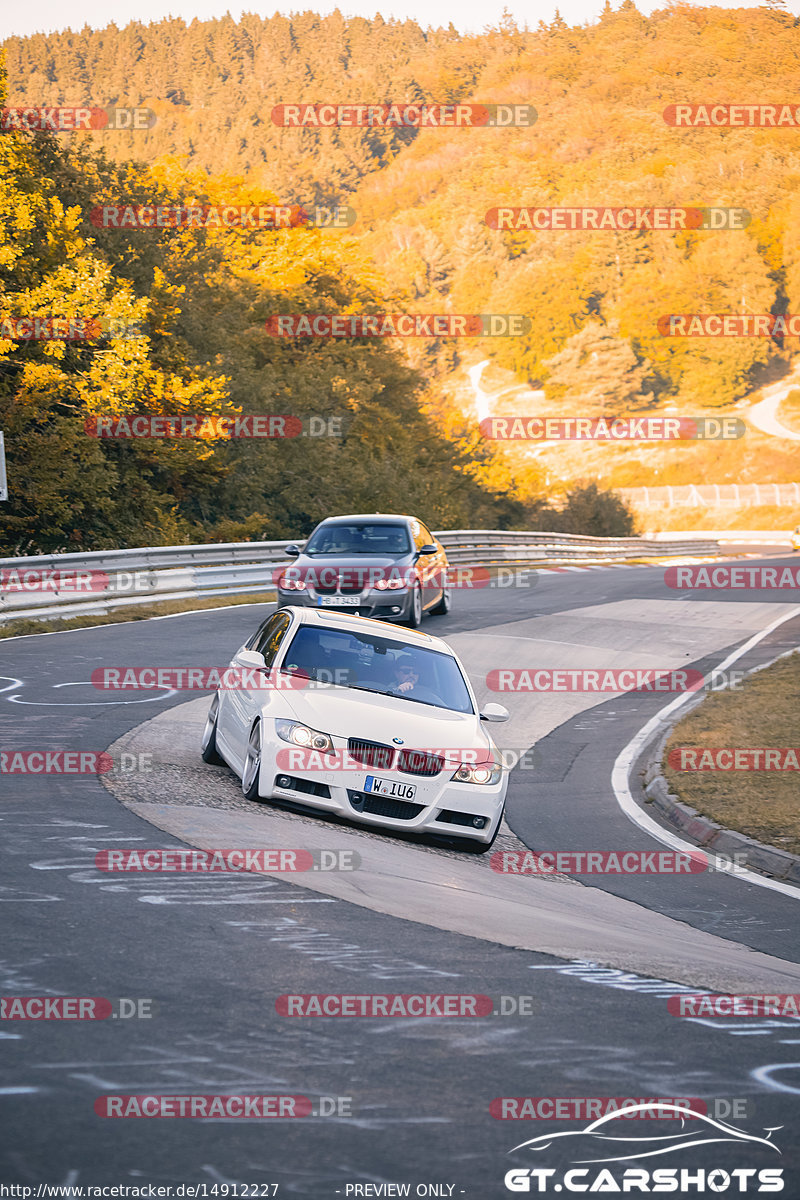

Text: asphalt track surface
xmin=2 ymin=546 xmax=800 ymax=1196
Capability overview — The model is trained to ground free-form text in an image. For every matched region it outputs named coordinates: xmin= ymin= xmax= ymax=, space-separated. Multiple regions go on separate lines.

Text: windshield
xmin=304 ymin=522 xmax=412 ymax=556
xmin=278 ymin=626 xmax=474 ymax=714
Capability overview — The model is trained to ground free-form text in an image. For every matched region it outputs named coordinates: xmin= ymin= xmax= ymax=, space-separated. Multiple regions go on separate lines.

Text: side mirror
xmin=480 ymin=703 xmax=510 ymax=723
xmin=419 ymin=544 xmax=438 ymax=555
xmin=235 ymin=648 xmax=267 ymax=670
xmin=284 ymin=543 xmax=301 ymax=557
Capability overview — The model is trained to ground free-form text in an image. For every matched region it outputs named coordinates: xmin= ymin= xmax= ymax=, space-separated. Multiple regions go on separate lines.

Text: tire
xmin=200 ymin=695 xmax=225 ymax=765
xmin=242 ymin=721 xmax=264 ymax=801
xmin=406 ymin=583 xmax=423 ymax=628
xmin=430 ymin=581 xmax=451 ymax=616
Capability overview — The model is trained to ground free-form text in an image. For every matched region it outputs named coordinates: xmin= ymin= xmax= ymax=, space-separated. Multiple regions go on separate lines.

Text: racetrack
xmin=3 ymin=548 xmax=800 ymax=1192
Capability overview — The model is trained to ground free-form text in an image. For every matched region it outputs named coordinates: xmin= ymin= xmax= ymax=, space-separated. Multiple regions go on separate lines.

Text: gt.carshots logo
xmin=265 ymin=314 xmax=529 ymax=337
xmin=503 ymin=1102 xmax=784 ymax=1192
xmin=504 ymin=1168 xmax=784 ymax=1193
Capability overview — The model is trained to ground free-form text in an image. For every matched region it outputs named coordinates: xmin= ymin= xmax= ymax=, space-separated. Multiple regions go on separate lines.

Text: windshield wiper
xmin=382 ymin=692 xmax=444 ymax=708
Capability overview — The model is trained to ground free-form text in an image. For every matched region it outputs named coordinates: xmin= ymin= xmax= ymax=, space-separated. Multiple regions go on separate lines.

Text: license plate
xmin=364 ymin=775 xmax=417 ymax=801
xmin=319 ymin=595 xmax=360 ymax=607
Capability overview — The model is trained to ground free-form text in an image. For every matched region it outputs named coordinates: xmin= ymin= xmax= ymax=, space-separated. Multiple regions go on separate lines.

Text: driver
xmin=392 ymin=654 xmax=421 ymax=695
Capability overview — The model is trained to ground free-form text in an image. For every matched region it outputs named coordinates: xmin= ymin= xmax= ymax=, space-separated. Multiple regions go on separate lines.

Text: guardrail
xmin=0 ymin=529 xmax=728 ymax=626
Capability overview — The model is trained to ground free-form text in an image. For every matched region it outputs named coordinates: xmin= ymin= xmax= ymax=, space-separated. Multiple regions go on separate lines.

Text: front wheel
xmin=430 ymin=581 xmax=451 ymax=615
xmin=406 ymin=583 xmax=423 ymax=628
xmin=242 ymin=721 xmax=264 ymax=801
xmin=201 ymin=695 xmax=224 ymax=765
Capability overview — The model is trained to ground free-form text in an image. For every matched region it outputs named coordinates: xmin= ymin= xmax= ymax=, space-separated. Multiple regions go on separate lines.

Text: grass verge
xmin=662 ymin=651 xmax=800 ymax=855
xmin=0 ymin=592 xmax=277 ymax=640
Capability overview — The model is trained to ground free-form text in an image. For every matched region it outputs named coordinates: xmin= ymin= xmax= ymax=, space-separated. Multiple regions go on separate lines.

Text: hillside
xmin=3 ymin=4 xmax=800 ymax=545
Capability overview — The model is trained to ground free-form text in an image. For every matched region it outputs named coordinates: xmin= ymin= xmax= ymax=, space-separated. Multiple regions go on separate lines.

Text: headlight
xmin=375 ymin=577 xmax=406 ymax=591
xmin=275 ymin=719 xmax=334 ymax=754
xmin=451 ymin=761 xmax=503 ymax=786
xmin=279 ymin=576 xmax=307 ymax=591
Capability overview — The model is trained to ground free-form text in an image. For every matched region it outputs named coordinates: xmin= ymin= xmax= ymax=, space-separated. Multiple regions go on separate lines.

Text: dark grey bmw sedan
xmin=275 ymin=513 xmax=451 ymax=627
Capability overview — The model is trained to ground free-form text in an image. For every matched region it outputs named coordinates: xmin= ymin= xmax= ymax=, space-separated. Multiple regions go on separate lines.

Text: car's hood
xmin=275 ymin=685 xmax=493 ymax=755
xmin=297 ymin=553 xmax=407 ymax=568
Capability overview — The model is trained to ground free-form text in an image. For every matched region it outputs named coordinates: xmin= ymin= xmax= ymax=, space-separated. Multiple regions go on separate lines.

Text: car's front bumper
xmin=257 ymin=730 xmax=507 ymax=844
xmin=276 ymin=587 xmax=413 ymax=621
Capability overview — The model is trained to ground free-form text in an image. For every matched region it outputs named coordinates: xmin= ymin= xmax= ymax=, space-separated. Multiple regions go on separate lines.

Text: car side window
xmin=252 ymin=611 xmax=292 ymax=667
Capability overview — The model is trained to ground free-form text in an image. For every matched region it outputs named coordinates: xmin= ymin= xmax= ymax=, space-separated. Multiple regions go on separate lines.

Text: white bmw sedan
xmin=201 ymin=607 xmax=510 ymax=852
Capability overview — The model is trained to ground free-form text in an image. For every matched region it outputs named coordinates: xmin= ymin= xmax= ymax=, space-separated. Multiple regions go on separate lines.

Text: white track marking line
xmin=611 ymin=604 xmax=800 ymax=899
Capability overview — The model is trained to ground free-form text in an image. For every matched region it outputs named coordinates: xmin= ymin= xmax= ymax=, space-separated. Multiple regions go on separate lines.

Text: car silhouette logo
xmin=510 ymin=1103 xmax=783 ymax=1164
